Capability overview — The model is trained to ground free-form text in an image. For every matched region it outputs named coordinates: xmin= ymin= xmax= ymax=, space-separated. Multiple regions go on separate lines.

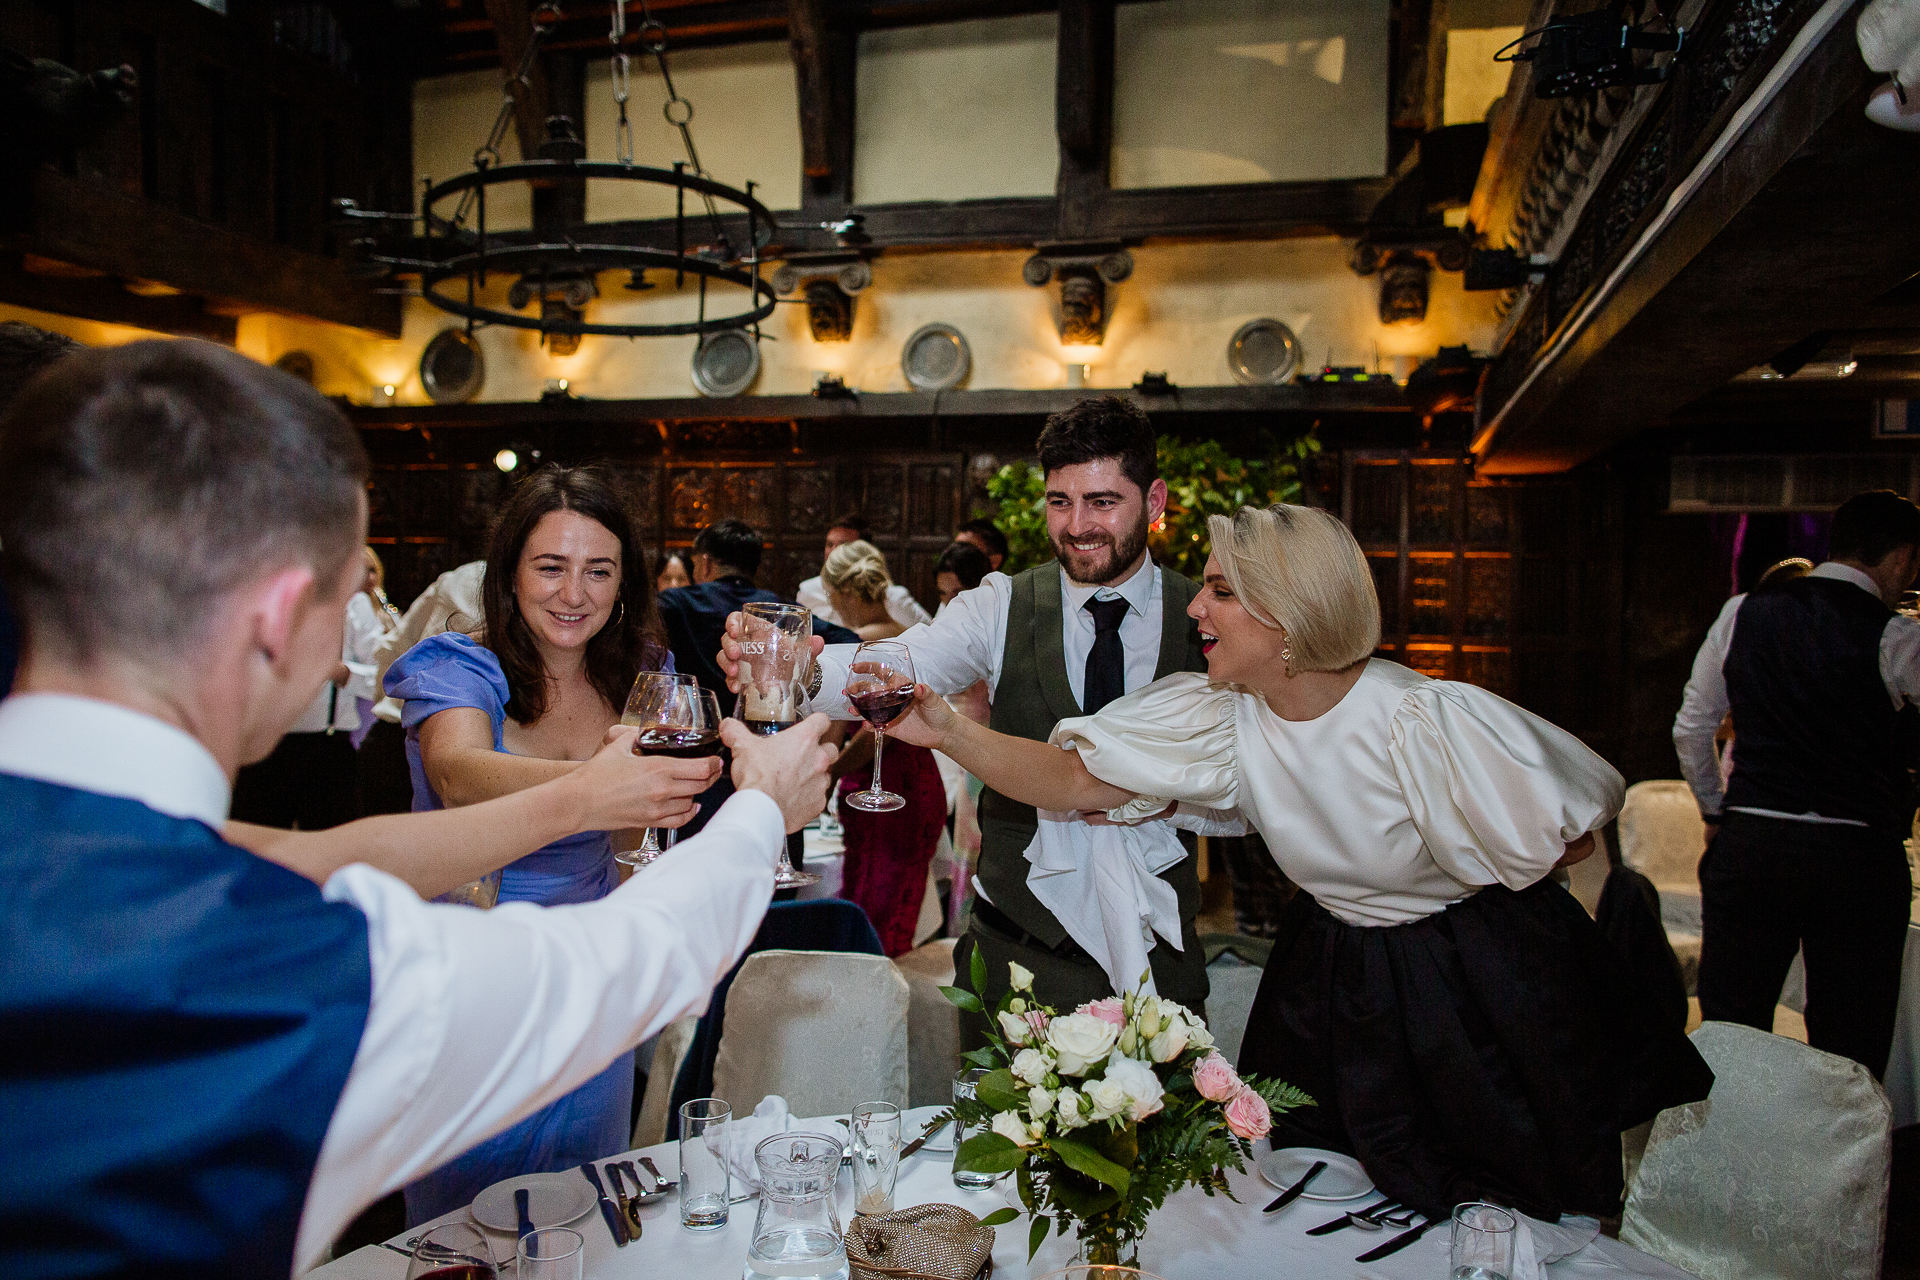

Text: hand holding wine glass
xmin=870 ymin=682 xmax=958 ymax=752
xmin=722 ymin=712 xmax=838 ymax=835
xmin=567 ymin=725 xmax=718 ymax=833
xmin=618 ymin=672 xmax=722 ymax=867
xmin=844 ymin=640 xmax=915 ymax=813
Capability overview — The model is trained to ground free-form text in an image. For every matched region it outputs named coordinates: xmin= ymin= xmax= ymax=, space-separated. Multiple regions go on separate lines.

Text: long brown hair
xmin=481 ymin=464 xmax=666 ymax=723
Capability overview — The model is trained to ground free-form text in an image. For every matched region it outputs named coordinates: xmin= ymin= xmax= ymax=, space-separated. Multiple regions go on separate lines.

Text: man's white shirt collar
xmin=1060 ymin=553 xmax=1157 ymax=617
xmin=1810 ymin=561 xmax=1882 ymax=599
xmin=0 ymin=693 xmax=231 ymax=826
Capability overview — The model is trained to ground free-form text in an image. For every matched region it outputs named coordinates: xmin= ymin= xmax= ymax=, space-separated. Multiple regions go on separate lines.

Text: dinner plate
xmin=470 ymin=1172 xmax=595 ymax=1233
xmin=903 ymin=1104 xmax=957 ymax=1154
xmin=1257 ymin=1148 xmax=1373 ymax=1201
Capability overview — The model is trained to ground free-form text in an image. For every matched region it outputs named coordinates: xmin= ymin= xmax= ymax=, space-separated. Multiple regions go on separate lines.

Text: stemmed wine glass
xmin=405 ymin=1222 xmax=496 ymax=1279
xmin=618 ymin=671 xmax=717 ymax=868
xmin=844 ymin=640 xmax=915 ymax=813
xmin=727 ymin=694 xmax=824 ymax=889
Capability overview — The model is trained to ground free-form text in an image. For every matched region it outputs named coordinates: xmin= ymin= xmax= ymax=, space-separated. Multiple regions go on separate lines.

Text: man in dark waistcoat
xmin=1674 ymin=488 xmax=1920 ymax=1076
xmin=0 ymin=341 xmax=835 ymax=1278
xmin=727 ymin=397 xmax=1218 ymax=1024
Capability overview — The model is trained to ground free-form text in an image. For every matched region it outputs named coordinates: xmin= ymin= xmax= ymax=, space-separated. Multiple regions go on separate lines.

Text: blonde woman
xmin=886 ymin=504 xmax=1713 ymax=1222
xmin=821 ymin=540 xmax=944 ymax=954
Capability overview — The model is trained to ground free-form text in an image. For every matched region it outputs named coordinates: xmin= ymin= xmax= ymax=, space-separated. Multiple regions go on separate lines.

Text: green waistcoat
xmin=975 ymin=561 xmax=1209 ymax=947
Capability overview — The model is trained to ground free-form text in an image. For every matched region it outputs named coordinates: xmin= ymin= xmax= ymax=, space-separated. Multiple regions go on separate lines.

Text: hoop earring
xmin=612 ymin=599 xmax=626 ymax=627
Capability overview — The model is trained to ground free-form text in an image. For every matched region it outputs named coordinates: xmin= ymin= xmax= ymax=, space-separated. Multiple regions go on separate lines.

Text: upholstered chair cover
xmin=894 ymin=939 xmax=961 ymax=1108
xmin=713 ymin=950 xmax=911 ymax=1117
xmin=1622 ymin=1021 xmax=1892 ymax=1280
xmin=633 ymin=1015 xmax=698 ymax=1150
xmin=1619 ymin=780 xmax=1708 ymax=988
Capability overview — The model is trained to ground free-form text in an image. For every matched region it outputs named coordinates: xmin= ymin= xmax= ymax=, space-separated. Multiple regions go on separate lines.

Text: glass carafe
xmin=745 ymin=1132 xmax=848 ymax=1280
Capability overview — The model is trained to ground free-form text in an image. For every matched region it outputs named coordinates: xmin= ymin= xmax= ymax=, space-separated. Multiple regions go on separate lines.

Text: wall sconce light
xmin=494 ymin=448 xmax=519 ymax=473
xmin=371 ymin=382 xmax=397 ymax=405
xmin=812 ymin=373 xmax=856 ymax=399
xmin=1024 ymin=245 xmax=1133 ymax=347
xmin=1064 ymin=361 xmax=1091 ymax=389
xmin=541 ymin=377 xmax=572 ymax=403
xmin=771 ymin=255 xmax=872 ymax=343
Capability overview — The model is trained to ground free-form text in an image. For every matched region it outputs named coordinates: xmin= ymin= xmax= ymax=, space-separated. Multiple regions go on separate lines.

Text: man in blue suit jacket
xmin=0 ymin=342 xmax=836 ymax=1278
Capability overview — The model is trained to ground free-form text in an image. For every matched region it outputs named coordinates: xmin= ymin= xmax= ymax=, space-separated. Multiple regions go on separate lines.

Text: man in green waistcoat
xmin=726 ymin=397 xmax=1213 ymax=1024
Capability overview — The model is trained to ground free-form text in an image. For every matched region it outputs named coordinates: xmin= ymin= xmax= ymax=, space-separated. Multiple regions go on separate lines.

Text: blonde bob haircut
xmin=821 ymin=538 xmax=893 ymax=604
xmin=1205 ymin=504 xmax=1380 ymax=672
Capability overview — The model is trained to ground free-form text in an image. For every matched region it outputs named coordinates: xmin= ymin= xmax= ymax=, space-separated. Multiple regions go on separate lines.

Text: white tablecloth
xmin=310 ymin=1108 xmax=1698 ymax=1280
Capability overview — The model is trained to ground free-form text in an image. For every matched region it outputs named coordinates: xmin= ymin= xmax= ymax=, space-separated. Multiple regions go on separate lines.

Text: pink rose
xmin=1224 ymin=1086 xmax=1272 ymax=1141
xmin=1192 ymin=1052 xmax=1242 ymax=1103
xmin=1025 ymin=1009 xmax=1051 ymax=1039
xmin=1078 ymin=997 xmax=1126 ymax=1028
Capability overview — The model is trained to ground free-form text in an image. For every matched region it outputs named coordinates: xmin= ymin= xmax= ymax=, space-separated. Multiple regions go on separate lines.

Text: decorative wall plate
xmin=1227 ymin=318 xmax=1300 ymax=386
xmin=692 ymin=330 xmax=760 ymax=398
xmin=419 ymin=329 xmax=485 ymax=404
xmin=901 ymin=323 xmax=971 ymax=392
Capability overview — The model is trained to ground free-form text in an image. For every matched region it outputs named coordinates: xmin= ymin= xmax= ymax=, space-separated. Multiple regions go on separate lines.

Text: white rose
xmin=1185 ymin=1019 xmax=1215 ymax=1051
xmin=1137 ymin=996 xmax=1161 ymax=1031
xmin=991 ymin=1110 xmax=1035 ymax=1147
xmin=998 ymin=1010 xmax=1033 ymax=1046
xmin=1053 ymin=1087 xmax=1089 ymax=1130
xmin=1028 ymin=1085 xmax=1055 ymax=1119
xmin=1147 ymin=1024 xmax=1189 ymax=1063
xmin=1103 ymin=1053 xmax=1166 ymax=1121
xmin=1087 ymin=1076 xmax=1129 ymax=1120
xmin=1046 ymin=1012 xmax=1120 ymax=1076
xmin=1011 ymin=1047 xmax=1053 ymax=1086
xmin=1158 ymin=999 xmax=1196 ymax=1024
xmin=1008 ymin=961 xmax=1035 ymax=992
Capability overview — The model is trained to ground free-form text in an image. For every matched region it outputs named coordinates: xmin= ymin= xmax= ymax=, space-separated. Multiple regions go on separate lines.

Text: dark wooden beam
xmin=8 ymin=169 xmax=401 ymax=335
xmin=786 ymin=0 xmax=856 ymax=211
xmin=480 ymin=0 xmax=559 ymax=161
xmin=1055 ymin=0 xmax=1115 ymax=238
xmin=0 ymin=255 xmax=238 ymax=342
xmin=1391 ymin=0 xmax=1447 ymax=134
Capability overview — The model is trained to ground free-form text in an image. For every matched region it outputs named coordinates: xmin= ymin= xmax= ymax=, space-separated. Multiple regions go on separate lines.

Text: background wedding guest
xmin=934 ymin=539 xmax=993 ymax=611
xmin=358 ymin=559 xmax=486 ymax=816
xmin=1674 ymin=489 xmax=1920 ymax=1077
xmin=347 ymin=546 xmax=400 ymax=749
xmin=655 ymin=548 xmax=692 ymax=592
xmin=384 ymin=464 xmax=681 ymax=1224
xmin=797 ymin=510 xmax=934 ymax=629
xmin=0 ymin=321 xmax=82 ymax=699
xmin=953 ymin=517 xmax=1008 ymax=571
xmin=0 ymin=339 xmax=833 ymax=1278
xmin=820 ymin=540 xmax=946 ymax=955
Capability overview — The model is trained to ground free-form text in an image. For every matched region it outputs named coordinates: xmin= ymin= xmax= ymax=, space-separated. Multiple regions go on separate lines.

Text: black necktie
xmin=1083 ymin=596 xmax=1130 ymax=715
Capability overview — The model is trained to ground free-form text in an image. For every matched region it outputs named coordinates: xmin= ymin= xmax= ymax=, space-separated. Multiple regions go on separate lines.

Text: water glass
xmin=1450 ymin=1201 xmax=1517 ymax=1280
xmin=404 ymin=1222 xmax=495 ymax=1279
xmin=951 ymin=1068 xmax=997 ymax=1191
xmin=514 ymin=1228 xmax=583 ymax=1280
xmin=748 ymin=1131 xmax=847 ymax=1280
xmin=849 ymin=1101 xmax=901 ymax=1215
xmin=678 ymin=1097 xmax=732 ymax=1231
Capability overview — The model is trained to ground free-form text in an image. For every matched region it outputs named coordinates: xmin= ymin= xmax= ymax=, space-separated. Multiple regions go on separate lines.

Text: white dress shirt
xmin=1672 ymin=561 xmax=1920 ymax=823
xmin=370 ymin=560 xmax=488 ymax=725
xmin=797 ymin=576 xmax=933 ymax=631
xmin=0 ymin=690 xmax=784 ymax=1273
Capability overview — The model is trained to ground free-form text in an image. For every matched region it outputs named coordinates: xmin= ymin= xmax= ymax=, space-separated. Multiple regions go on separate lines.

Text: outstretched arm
xmin=886 ymin=684 xmax=1138 ymax=813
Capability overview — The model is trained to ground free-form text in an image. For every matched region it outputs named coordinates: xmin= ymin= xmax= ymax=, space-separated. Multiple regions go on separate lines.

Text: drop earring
xmin=1280 ymin=640 xmax=1294 ymax=677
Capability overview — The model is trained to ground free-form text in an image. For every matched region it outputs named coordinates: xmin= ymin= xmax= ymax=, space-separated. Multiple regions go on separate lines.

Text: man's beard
xmin=1053 ymin=517 xmax=1150 ymax=586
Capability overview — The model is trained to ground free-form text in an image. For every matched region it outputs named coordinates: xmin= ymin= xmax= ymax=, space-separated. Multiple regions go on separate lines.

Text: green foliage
xmin=975 ymin=430 xmax=1321 ymax=578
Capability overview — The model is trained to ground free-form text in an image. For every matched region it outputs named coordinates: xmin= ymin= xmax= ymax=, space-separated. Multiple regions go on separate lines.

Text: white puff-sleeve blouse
xmin=1049 ymin=659 xmax=1624 ymax=927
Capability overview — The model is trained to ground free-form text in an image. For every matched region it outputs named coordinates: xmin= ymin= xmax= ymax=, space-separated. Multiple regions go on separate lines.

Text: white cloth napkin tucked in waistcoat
xmin=1022 ymin=811 xmax=1186 ymax=998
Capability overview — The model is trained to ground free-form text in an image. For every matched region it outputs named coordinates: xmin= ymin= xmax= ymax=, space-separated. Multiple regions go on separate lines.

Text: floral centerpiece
xmin=941 ymin=955 xmax=1312 ymax=1266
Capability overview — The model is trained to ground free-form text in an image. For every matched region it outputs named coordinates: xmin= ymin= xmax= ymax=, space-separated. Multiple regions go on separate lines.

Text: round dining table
xmin=309 ymin=1106 xmax=1700 ymax=1280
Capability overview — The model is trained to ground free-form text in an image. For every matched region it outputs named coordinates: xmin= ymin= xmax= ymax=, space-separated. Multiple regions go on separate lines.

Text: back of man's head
xmin=0 ymin=322 xmax=82 ymax=410
xmin=955 ymin=518 xmax=1009 ymax=564
xmin=0 ymin=340 xmax=369 ymax=665
xmin=1829 ymin=490 xmax=1920 ymax=567
xmin=1035 ymin=396 xmax=1158 ymax=494
xmin=693 ymin=517 xmax=763 ymax=578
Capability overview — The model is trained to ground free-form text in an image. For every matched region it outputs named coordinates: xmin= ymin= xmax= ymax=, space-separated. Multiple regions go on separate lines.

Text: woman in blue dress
xmin=386 ymin=464 xmax=713 ymax=1225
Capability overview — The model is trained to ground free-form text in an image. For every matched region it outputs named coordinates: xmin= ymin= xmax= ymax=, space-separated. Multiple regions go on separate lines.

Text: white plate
xmin=903 ymin=1105 xmax=958 ymax=1154
xmin=1257 ymin=1148 xmax=1373 ymax=1201
xmin=470 ymin=1172 xmax=595 ymax=1233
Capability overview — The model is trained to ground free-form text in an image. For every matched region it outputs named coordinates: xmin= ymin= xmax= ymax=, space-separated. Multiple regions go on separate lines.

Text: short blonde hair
xmin=1206 ymin=504 xmax=1379 ymax=672
xmin=821 ymin=538 xmax=892 ymax=604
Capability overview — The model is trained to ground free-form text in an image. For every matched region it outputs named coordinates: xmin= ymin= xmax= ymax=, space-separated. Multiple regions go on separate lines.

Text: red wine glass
xmin=844 ymin=640 xmax=915 ymax=813
xmin=405 ymin=1223 xmax=495 ymax=1280
xmin=619 ymin=673 xmax=719 ymax=867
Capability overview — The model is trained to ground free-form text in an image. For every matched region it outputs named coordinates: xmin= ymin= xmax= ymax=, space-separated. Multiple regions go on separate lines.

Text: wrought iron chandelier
xmin=332 ymin=0 xmax=776 ymax=351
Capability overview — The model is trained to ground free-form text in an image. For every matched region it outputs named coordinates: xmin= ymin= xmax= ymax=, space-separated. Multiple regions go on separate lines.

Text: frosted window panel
xmin=586 ymin=43 xmax=801 ymax=222
xmin=854 ymin=14 xmax=1059 ymax=205
xmin=414 ymin=71 xmax=531 ymax=231
xmin=1112 ymin=0 xmax=1389 ymax=188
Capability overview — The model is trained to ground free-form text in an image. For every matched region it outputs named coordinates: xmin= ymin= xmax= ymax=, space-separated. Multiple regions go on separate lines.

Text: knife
xmin=1355 ymin=1216 xmax=1438 ymax=1262
xmin=579 ymin=1161 xmax=629 ymax=1246
xmin=901 ymin=1113 xmax=951 ymax=1159
xmin=1263 ymin=1159 xmax=1326 ymax=1214
xmin=1306 ymin=1198 xmax=1398 ymax=1235
xmin=515 ymin=1187 xmax=535 ymax=1245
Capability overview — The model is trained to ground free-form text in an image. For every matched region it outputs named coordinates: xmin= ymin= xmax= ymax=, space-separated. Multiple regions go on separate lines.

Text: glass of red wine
xmin=618 ymin=672 xmax=719 ymax=868
xmin=844 ymin=640 xmax=915 ymax=813
xmin=405 ymin=1223 xmax=495 ymax=1280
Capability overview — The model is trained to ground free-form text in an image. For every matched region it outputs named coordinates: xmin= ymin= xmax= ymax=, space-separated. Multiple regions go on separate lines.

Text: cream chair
xmin=895 ymin=938 xmax=962 ymax=1108
xmin=632 ymin=1015 xmax=699 ymax=1150
xmin=1618 ymin=780 xmax=1708 ymax=988
xmin=712 ymin=950 xmax=911 ymax=1118
xmin=1622 ymin=1021 xmax=1891 ymax=1280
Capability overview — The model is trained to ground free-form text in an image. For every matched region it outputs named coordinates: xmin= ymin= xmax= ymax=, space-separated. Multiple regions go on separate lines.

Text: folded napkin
xmin=724 ymin=1095 xmax=792 ymax=1191
xmin=1022 ymin=810 xmax=1186 ymax=998
xmin=1511 ymin=1213 xmax=1602 ymax=1279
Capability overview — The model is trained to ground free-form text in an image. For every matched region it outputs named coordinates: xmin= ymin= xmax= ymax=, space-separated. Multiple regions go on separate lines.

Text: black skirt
xmin=1237 ymin=879 xmax=1714 ymax=1221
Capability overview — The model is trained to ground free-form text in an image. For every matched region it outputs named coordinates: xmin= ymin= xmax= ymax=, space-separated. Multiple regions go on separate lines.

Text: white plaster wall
xmin=1445 ymin=27 xmax=1522 ymax=126
xmin=413 ymin=70 xmax=533 ymax=232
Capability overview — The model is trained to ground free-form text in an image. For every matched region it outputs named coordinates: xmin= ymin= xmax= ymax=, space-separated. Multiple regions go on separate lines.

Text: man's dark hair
xmin=935 ymin=540 xmax=992 ymax=593
xmin=0 ymin=322 xmax=81 ymax=409
xmin=1034 ymin=396 xmax=1158 ymax=495
xmin=830 ymin=511 xmax=870 ymax=538
xmin=1828 ymin=490 xmax=1920 ymax=566
xmin=956 ymin=518 xmax=1009 ymax=563
xmin=0 ymin=339 xmax=368 ymax=664
xmin=481 ymin=464 xmax=667 ymax=724
xmin=693 ymin=518 xmax=763 ymax=577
